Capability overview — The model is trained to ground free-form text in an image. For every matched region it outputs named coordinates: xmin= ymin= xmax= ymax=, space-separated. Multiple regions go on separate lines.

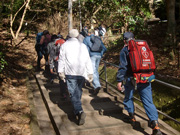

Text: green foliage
xmin=0 ymin=52 xmax=7 ymax=73
xmin=81 ymin=0 xmax=152 ymax=34
xmin=13 ymin=0 xmax=24 ymax=13
xmin=154 ymin=0 xmax=166 ymax=20
xmin=169 ymin=50 xmax=175 ymax=61
xmin=99 ymin=65 xmax=117 ymax=85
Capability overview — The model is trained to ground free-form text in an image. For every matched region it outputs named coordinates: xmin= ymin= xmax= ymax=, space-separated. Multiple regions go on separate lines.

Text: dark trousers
xmin=36 ymin=44 xmax=48 ymax=68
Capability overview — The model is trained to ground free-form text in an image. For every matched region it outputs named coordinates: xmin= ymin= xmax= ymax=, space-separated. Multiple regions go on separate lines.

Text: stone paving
xmin=28 ymin=71 xmax=180 ymax=135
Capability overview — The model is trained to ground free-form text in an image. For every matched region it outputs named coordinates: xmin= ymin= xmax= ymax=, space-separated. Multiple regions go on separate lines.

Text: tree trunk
xmin=78 ymin=0 xmax=82 ymax=32
xmin=90 ymin=5 xmax=102 ymax=29
xmin=149 ymin=0 xmax=155 ymax=18
xmin=166 ymin=0 xmax=176 ymax=45
xmin=68 ymin=0 xmax=73 ymax=32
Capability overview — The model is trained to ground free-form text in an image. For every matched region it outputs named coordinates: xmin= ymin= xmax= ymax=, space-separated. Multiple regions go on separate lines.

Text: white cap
xmin=69 ymin=29 xmax=79 ymax=38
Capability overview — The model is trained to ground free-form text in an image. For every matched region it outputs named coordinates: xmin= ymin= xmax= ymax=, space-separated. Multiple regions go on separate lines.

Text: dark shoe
xmin=45 ymin=65 xmax=49 ymax=72
xmin=62 ymin=93 xmax=67 ymax=100
xmin=93 ymin=87 xmax=101 ymax=95
xmin=128 ymin=112 xmax=136 ymax=126
xmin=85 ymin=81 xmax=90 ymax=87
xmin=36 ymin=67 xmax=43 ymax=71
xmin=151 ymin=120 xmax=162 ymax=135
xmin=50 ymin=79 xmax=54 ymax=84
xmin=78 ymin=112 xmax=86 ymax=125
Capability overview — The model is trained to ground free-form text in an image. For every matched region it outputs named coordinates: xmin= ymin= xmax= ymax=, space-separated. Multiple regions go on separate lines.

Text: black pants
xmin=35 ymin=44 xmax=48 ymax=68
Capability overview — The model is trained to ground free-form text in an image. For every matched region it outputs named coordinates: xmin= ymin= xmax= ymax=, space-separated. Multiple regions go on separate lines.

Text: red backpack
xmin=128 ymin=40 xmax=156 ymax=83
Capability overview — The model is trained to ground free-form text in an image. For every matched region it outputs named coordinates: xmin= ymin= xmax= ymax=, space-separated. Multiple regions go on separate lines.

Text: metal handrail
xmin=100 ymin=60 xmax=180 ymax=124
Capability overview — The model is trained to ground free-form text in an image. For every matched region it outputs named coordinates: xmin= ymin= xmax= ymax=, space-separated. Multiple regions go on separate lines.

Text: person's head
xmin=51 ymin=34 xmax=58 ymax=41
xmin=65 ymin=35 xmax=70 ymax=41
xmin=101 ymin=24 xmax=105 ymax=28
xmin=43 ymin=30 xmax=49 ymax=35
xmin=123 ymin=32 xmax=134 ymax=43
xmin=69 ymin=29 xmax=79 ymax=38
xmin=88 ymin=29 xmax=95 ymax=35
xmin=83 ymin=26 xmax=88 ymax=30
xmin=94 ymin=27 xmax=98 ymax=30
xmin=81 ymin=26 xmax=88 ymax=37
xmin=57 ymin=34 xmax=63 ymax=39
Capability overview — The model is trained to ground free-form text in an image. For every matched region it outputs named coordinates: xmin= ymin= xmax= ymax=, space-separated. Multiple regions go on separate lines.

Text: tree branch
xmin=12 ymin=1 xmax=26 ymax=23
xmin=93 ymin=5 xmax=102 ymax=16
xmin=10 ymin=0 xmax=15 ymax=39
xmin=15 ymin=0 xmax=31 ymax=38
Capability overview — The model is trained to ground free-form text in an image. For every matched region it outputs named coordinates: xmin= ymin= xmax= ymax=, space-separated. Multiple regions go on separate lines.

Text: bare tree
xmin=10 ymin=0 xmax=31 ymax=40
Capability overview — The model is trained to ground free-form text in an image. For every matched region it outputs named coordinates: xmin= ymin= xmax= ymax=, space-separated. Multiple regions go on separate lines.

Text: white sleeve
xmin=58 ymin=44 xmax=65 ymax=73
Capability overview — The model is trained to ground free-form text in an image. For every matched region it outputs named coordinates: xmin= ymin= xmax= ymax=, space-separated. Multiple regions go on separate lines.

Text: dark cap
xmin=57 ymin=34 xmax=63 ymax=38
xmin=43 ymin=30 xmax=49 ymax=35
xmin=123 ymin=32 xmax=134 ymax=40
xmin=51 ymin=34 xmax=58 ymax=41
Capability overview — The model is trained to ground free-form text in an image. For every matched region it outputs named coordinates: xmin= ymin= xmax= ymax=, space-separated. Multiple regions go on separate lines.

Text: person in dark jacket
xmin=40 ymin=30 xmax=51 ymax=69
xmin=117 ymin=32 xmax=162 ymax=135
xmin=35 ymin=32 xmax=43 ymax=70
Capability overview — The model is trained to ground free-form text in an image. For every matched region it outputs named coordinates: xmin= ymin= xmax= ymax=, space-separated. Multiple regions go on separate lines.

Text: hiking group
xmin=35 ymin=25 xmax=162 ymax=135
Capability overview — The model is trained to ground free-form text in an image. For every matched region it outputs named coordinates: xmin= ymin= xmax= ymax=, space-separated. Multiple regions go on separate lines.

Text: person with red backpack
xmin=117 ymin=32 xmax=162 ymax=135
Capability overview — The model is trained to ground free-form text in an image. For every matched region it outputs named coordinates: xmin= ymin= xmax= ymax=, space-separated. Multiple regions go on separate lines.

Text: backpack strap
xmin=90 ymin=35 xmax=95 ymax=43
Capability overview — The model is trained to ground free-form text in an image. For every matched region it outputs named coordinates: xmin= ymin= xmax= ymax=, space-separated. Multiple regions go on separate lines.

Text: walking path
xmin=28 ymin=71 xmax=180 ymax=135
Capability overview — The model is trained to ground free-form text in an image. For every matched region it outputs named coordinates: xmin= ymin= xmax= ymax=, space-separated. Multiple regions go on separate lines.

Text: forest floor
xmin=0 ymin=29 xmax=37 ymax=135
xmin=0 ymin=23 xmax=180 ymax=135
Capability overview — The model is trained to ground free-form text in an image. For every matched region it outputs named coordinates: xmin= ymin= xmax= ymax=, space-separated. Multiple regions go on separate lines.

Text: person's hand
xmin=50 ymin=69 xmax=55 ymax=74
xmin=117 ymin=82 xmax=123 ymax=91
xmin=88 ymin=74 xmax=93 ymax=83
xmin=59 ymin=72 xmax=66 ymax=82
xmin=55 ymin=56 xmax=59 ymax=61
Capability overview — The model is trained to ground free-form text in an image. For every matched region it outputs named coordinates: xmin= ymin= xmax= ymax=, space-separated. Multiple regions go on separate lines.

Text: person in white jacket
xmin=58 ymin=29 xmax=93 ymax=125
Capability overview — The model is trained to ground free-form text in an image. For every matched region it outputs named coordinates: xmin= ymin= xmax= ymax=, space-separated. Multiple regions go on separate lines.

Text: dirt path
xmin=0 ymin=32 xmax=38 ymax=135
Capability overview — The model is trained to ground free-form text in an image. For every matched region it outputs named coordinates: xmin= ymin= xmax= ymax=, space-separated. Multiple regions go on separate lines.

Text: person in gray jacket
xmin=47 ymin=34 xmax=67 ymax=98
xmin=47 ymin=35 xmax=59 ymax=82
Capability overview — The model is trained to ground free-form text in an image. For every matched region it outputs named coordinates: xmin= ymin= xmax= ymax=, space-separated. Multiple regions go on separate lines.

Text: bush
xmin=0 ymin=52 xmax=7 ymax=73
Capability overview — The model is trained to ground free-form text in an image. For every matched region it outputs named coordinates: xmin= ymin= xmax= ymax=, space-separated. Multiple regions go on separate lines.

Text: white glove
xmin=88 ymin=74 xmax=93 ymax=83
xmin=59 ymin=72 xmax=66 ymax=82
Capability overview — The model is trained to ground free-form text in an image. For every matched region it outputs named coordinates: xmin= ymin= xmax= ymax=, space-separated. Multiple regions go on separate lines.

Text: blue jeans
xmin=91 ymin=55 xmax=101 ymax=89
xmin=123 ymin=77 xmax=158 ymax=122
xmin=66 ymin=76 xmax=85 ymax=115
